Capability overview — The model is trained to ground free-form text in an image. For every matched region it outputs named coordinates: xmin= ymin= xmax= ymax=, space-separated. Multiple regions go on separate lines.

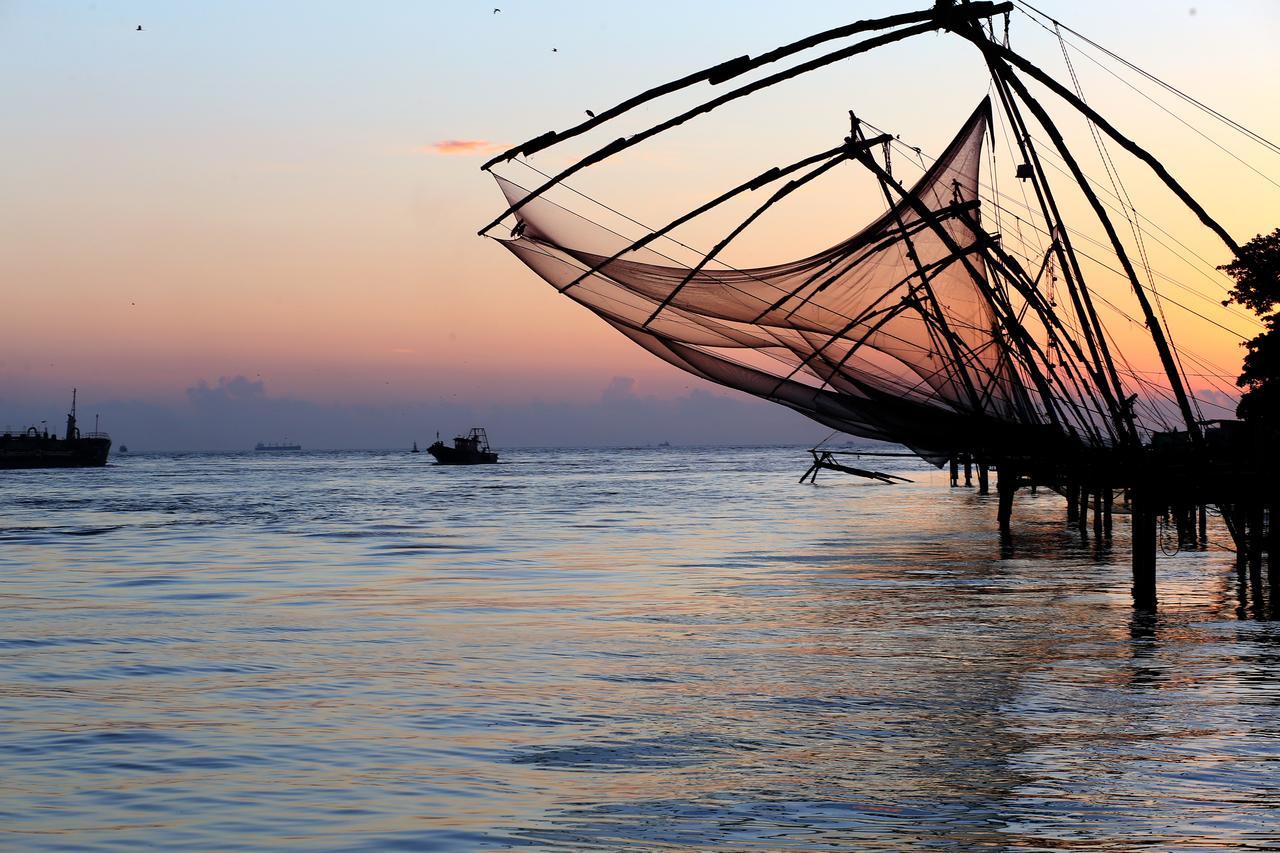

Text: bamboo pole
xmin=996 ymin=66 xmax=1203 ymax=444
xmin=949 ymin=31 xmax=1240 ymax=254
xmin=483 ymin=4 xmax=1012 ymax=169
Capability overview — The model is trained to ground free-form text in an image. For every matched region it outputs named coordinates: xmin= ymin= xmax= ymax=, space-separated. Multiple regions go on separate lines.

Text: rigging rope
xmin=1013 ymin=0 xmax=1280 ymax=159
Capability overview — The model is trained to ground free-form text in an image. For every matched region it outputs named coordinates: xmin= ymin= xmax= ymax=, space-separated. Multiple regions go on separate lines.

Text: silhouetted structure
xmin=0 ymin=390 xmax=111 ymax=469
xmin=255 ymin=441 xmax=301 ymax=452
xmin=427 ymin=428 xmax=498 ymax=465
xmin=480 ymin=1 xmax=1278 ymax=604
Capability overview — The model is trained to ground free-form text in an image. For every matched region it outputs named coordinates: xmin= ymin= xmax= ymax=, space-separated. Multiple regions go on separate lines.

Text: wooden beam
xmin=998 ymin=65 xmax=1203 ymax=444
xmin=951 ymin=29 xmax=1240 ymax=254
xmin=482 ymin=3 xmax=1013 ymax=170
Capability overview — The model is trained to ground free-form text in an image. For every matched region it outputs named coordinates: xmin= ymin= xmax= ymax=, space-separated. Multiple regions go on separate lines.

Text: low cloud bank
xmin=5 ymin=375 xmax=1236 ymax=452
xmin=5 ymin=376 xmax=828 ymax=451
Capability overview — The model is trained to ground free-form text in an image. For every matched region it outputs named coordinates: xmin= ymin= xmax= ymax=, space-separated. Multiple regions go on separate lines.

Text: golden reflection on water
xmin=0 ymin=449 xmax=1278 ymax=849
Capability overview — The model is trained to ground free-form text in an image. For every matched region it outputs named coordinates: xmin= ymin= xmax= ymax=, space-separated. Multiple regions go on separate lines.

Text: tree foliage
xmin=1219 ymin=227 xmax=1280 ymax=422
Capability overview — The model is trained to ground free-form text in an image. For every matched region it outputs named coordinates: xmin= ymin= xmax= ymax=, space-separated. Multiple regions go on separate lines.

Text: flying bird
xmin=585 ymin=109 xmax=595 ymax=118
xmin=552 ymin=47 xmax=558 ymax=52
xmin=493 ymin=7 xmax=500 ymax=13
xmin=136 ymin=25 xmax=143 ymax=31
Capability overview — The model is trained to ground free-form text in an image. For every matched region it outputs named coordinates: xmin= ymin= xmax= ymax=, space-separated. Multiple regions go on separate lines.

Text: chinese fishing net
xmin=492 ymin=101 xmax=1077 ymax=462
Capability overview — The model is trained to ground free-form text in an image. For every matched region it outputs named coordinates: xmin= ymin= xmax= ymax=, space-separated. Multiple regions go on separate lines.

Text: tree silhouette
xmin=1219 ymin=227 xmax=1280 ymax=423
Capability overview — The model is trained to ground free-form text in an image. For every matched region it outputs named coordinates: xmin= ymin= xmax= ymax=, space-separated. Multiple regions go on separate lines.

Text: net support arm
xmin=477 ymin=13 xmax=1015 ymax=237
xmin=950 ymin=28 xmax=1239 ymax=255
xmin=480 ymin=6 xmax=1017 ymax=170
xmin=996 ymin=64 xmax=1203 ymax=443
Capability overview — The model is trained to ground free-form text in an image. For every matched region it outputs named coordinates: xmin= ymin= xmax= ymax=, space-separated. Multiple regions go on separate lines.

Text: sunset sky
xmin=3 ymin=1 xmax=1278 ymax=448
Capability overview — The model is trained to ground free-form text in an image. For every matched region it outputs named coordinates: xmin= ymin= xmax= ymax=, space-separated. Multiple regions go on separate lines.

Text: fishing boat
xmin=0 ymin=390 xmax=111 ymax=469
xmin=427 ymin=428 xmax=498 ymax=465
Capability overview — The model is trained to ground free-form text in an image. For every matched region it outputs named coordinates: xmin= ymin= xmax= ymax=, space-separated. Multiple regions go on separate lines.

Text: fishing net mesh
xmin=494 ymin=102 xmax=1064 ymax=460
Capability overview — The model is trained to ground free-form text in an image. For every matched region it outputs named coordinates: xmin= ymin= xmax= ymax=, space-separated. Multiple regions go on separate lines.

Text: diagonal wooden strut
xmin=996 ymin=64 xmax=1203 ymax=443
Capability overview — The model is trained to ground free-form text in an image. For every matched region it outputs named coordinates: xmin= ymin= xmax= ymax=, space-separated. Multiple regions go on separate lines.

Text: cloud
xmin=601 ymin=376 xmax=637 ymax=403
xmin=424 ymin=139 xmax=507 ymax=156
xmin=185 ymin=375 xmax=266 ymax=405
xmin=67 ymin=375 xmax=829 ymax=451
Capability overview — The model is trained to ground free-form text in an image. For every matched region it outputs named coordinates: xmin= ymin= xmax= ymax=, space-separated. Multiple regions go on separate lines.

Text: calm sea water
xmin=2 ymin=447 xmax=1278 ymax=850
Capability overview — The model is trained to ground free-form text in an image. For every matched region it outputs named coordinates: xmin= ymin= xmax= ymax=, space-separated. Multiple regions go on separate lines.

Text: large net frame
xmin=481 ymin=1 xmax=1251 ymax=466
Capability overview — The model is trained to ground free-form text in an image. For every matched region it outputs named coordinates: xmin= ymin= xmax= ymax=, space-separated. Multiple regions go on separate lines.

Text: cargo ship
xmin=255 ymin=441 xmax=301 ymax=452
xmin=0 ymin=390 xmax=111 ymax=469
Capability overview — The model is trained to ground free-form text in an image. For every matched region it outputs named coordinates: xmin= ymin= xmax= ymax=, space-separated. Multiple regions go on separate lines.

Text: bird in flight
xmin=585 ymin=109 xmax=595 ymax=118
xmin=492 ymin=7 xmax=500 ymax=13
xmin=136 ymin=25 xmax=143 ymax=31
xmin=552 ymin=47 xmax=558 ymax=52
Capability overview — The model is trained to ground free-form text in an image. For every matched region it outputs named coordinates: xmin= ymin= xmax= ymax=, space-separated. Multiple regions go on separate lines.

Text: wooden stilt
xmin=1233 ymin=508 xmax=1249 ymax=574
xmin=1198 ymin=504 xmax=1207 ymax=547
xmin=997 ymin=473 xmax=1015 ymax=536
xmin=1103 ymin=488 xmax=1113 ymax=537
xmin=1131 ymin=488 xmax=1157 ymax=609
xmin=1249 ymin=503 xmax=1265 ymax=579
xmin=964 ymin=458 xmax=972 ymax=487
xmin=1267 ymin=504 xmax=1278 ymax=615
xmin=1067 ymin=483 xmax=1079 ymax=522
xmin=1093 ymin=488 xmax=1104 ymax=538
xmin=978 ymin=463 xmax=989 ymax=495
xmin=1269 ymin=504 xmax=1279 ymax=575
xmin=950 ymin=457 xmax=959 ymax=488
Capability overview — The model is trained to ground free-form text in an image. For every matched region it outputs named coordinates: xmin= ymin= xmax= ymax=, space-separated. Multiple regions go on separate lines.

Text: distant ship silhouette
xmin=255 ymin=441 xmax=301 ymax=452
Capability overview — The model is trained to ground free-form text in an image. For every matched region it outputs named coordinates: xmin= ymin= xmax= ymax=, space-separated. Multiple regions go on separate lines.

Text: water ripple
xmin=0 ymin=448 xmax=1277 ymax=849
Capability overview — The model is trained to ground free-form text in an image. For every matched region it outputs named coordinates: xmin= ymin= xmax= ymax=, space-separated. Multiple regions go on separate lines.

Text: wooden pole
xmin=998 ymin=471 xmax=1016 ymax=536
xmin=953 ymin=32 xmax=1240 ymax=255
xmin=1131 ymin=487 xmax=1157 ymax=608
xmin=1269 ymin=504 xmax=1279 ymax=576
xmin=483 ymin=4 xmax=1012 ymax=169
xmin=995 ymin=66 xmax=1203 ymax=444
xmin=978 ymin=54 xmax=1132 ymax=444
xmin=1249 ymin=503 xmax=1265 ymax=579
xmin=950 ymin=457 xmax=959 ymax=488
xmin=978 ymin=463 xmax=990 ymax=495
xmin=479 ymin=19 xmax=955 ymax=235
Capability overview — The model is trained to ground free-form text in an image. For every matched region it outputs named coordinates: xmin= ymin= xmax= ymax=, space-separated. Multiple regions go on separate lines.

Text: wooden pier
xmin=950 ymin=419 xmax=1278 ymax=608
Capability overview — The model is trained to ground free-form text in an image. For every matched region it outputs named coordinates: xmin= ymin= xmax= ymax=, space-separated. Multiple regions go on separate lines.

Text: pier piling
xmin=1131 ymin=488 xmax=1157 ymax=608
xmin=997 ymin=476 xmax=1015 ymax=536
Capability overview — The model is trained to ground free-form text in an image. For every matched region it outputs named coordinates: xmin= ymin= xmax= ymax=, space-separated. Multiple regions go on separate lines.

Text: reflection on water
xmin=1 ymin=448 xmax=1278 ymax=849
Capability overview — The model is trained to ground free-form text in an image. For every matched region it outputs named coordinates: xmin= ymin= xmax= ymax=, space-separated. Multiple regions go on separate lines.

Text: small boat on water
xmin=255 ymin=441 xmax=301 ymax=452
xmin=427 ymin=428 xmax=498 ymax=465
xmin=411 ymin=441 xmax=419 ymax=453
xmin=0 ymin=390 xmax=111 ymax=469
